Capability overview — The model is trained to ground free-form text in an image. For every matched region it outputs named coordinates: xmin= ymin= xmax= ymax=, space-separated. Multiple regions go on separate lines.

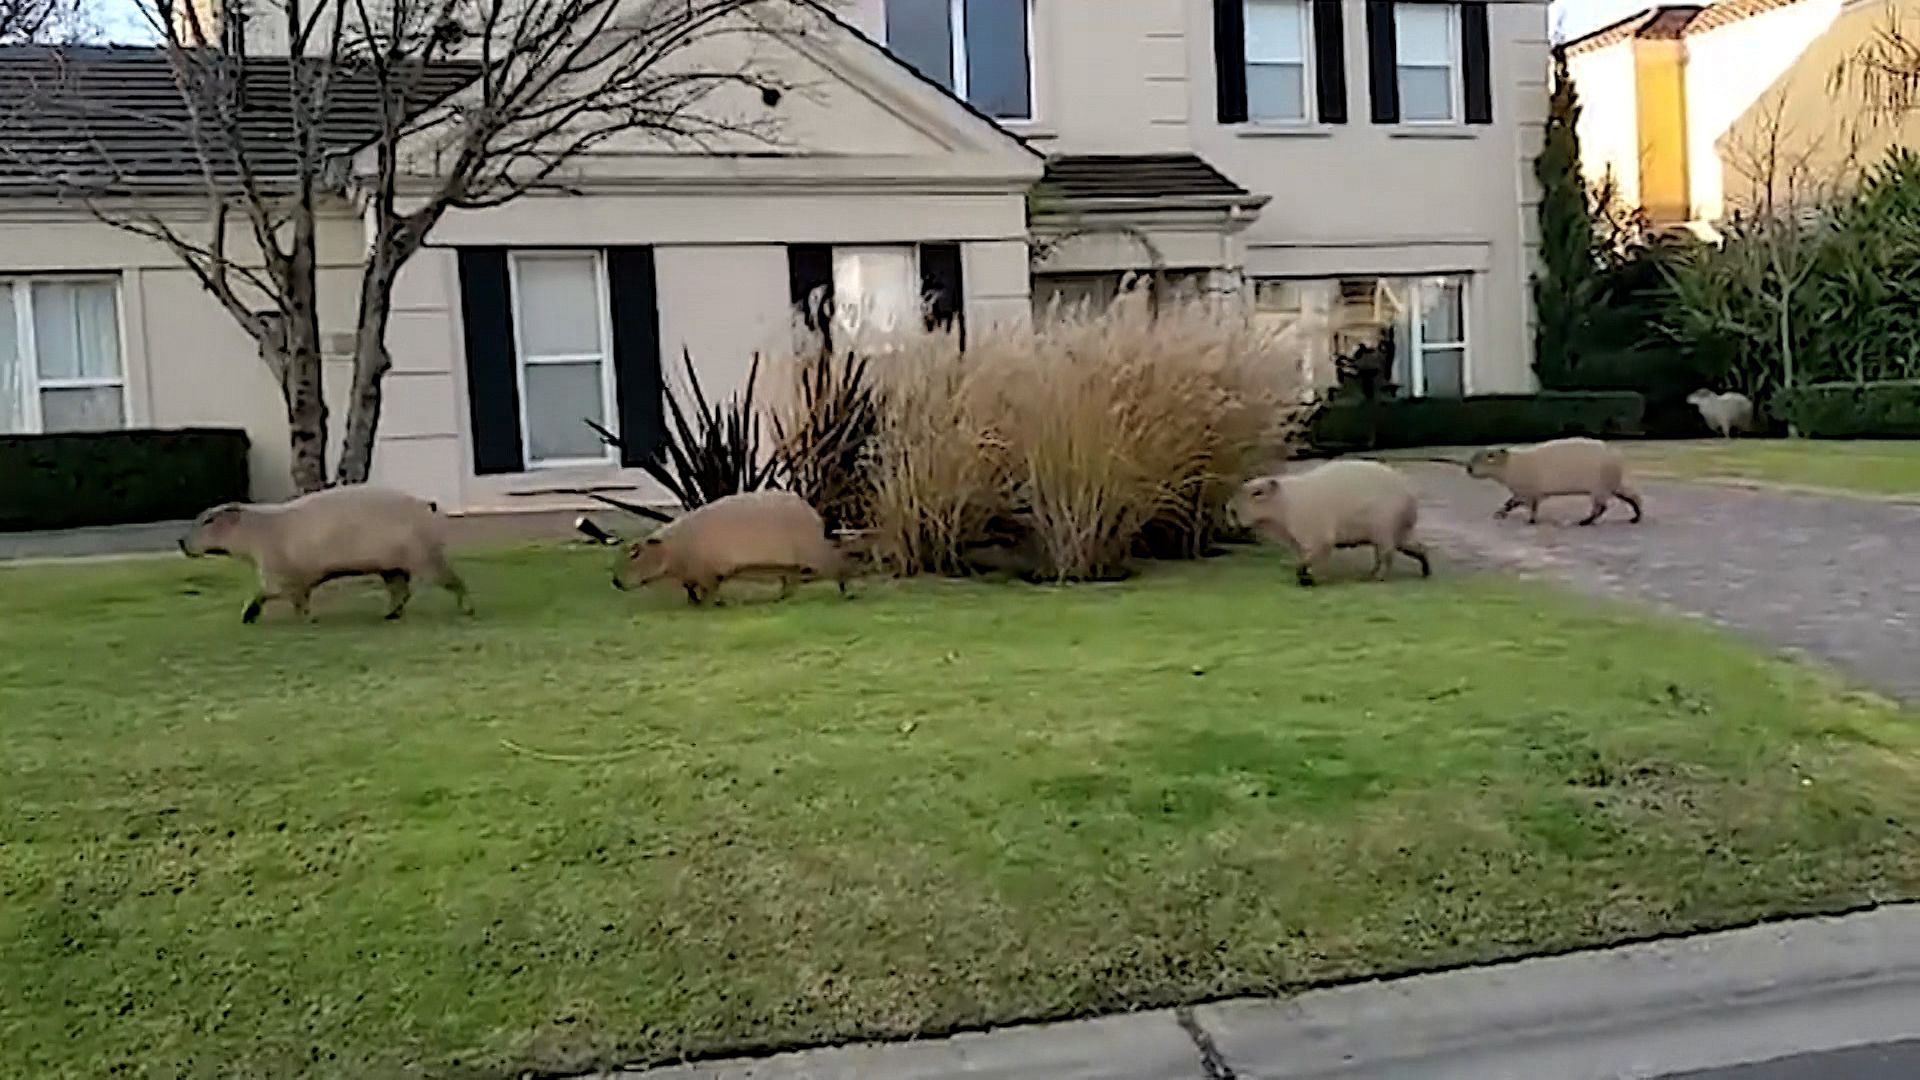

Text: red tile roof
xmin=1563 ymin=0 xmax=1809 ymax=57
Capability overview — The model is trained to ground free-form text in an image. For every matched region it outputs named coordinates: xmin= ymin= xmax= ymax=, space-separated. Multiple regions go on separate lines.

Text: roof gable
xmin=362 ymin=0 xmax=1039 ymax=186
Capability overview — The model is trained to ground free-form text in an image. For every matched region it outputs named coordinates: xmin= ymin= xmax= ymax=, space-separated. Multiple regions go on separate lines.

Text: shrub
xmin=852 ymin=287 xmax=1308 ymax=581
xmin=1546 ymin=345 xmax=1720 ymax=437
xmin=590 ymin=347 xmax=776 ymax=516
xmin=770 ymin=332 xmax=878 ymax=535
xmin=0 ymin=427 xmax=250 ymax=532
xmin=1653 ymin=149 xmax=1920 ymax=411
xmin=1308 ymin=392 xmax=1645 ymax=452
xmin=1772 ymin=380 xmax=1920 ymax=438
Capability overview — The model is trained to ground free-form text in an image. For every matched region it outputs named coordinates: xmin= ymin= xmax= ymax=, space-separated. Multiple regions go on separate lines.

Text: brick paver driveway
xmin=1400 ymin=462 xmax=1920 ymax=702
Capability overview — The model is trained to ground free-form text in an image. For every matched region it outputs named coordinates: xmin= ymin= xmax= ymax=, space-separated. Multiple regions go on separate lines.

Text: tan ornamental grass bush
xmin=804 ymin=282 xmax=1310 ymax=581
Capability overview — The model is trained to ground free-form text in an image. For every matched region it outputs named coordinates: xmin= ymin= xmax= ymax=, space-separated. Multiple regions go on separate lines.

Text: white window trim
xmin=3 ymin=275 xmax=131 ymax=435
xmin=506 ymin=250 xmax=620 ymax=470
xmin=948 ymin=0 xmax=1037 ymax=123
xmin=1394 ymin=2 xmax=1463 ymax=126
xmin=1406 ymin=275 xmax=1470 ymax=397
xmin=1244 ymin=0 xmax=1315 ymax=124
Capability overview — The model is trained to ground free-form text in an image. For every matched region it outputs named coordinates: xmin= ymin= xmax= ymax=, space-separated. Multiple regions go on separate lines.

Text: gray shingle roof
xmin=0 ymin=45 xmax=480 ymax=196
xmin=1035 ymin=153 xmax=1252 ymax=203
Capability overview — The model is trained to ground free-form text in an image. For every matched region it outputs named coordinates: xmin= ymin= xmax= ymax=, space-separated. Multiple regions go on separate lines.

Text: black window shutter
xmin=1214 ymin=0 xmax=1248 ymax=123
xmin=918 ymin=242 xmax=966 ymax=345
xmin=1462 ymin=1 xmax=1492 ymax=124
xmin=1365 ymin=0 xmax=1399 ymax=124
xmin=1312 ymin=0 xmax=1347 ymax=124
xmin=606 ymin=247 xmax=665 ymax=469
xmin=786 ymin=243 xmax=836 ymax=349
xmin=455 ymin=247 xmax=524 ymax=475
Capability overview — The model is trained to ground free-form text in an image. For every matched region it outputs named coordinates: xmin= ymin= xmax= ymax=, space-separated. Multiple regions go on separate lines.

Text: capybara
xmin=612 ymin=490 xmax=850 ymax=605
xmin=181 ymin=486 xmax=471 ymax=623
xmin=1230 ymin=459 xmax=1431 ymax=587
xmin=1467 ymin=437 xmax=1643 ymax=526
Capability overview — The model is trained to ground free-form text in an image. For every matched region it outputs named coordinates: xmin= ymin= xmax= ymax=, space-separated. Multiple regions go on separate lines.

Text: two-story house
xmin=0 ymin=0 xmax=1548 ymax=516
xmin=848 ymin=0 xmax=1548 ymax=396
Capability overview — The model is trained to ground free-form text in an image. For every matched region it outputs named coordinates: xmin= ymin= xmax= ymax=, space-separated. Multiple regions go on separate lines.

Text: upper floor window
xmin=1394 ymin=3 xmax=1459 ymax=123
xmin=885 ymin=0 xmax=1033 ymax=122
xmin=0 ymin=277 xmax=127 ymax=435
xmin=1244 ymin=0 xmax=1312 ymax=122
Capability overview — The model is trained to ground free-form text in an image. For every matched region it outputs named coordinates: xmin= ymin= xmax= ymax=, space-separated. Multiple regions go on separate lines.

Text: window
xmin=1244 ymin=0 xmax=1312 ymax=122
xmin=832 ymin=246 xmax=921 ymax=338
xmin=885 ymin=0 xmax=1033 ymax=121
xmin=1410 ymin=275 xmax=1466 ymax=397
xmin=1394 ymin=3 xmax=1459 ymax=123
xmin=1250 ymin=274 xmax=1470 ymax=398
xmin=0 ymin=278 xmax=127 ymax=435
xmin=508 ymin=252 xmax=617 ymax=467
xmin=1252 ymin=278 xmax=1331 ymax=392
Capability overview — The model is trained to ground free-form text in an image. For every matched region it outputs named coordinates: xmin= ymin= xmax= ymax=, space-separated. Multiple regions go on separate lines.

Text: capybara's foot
xmin=241 ymin=598 xmax=264 ymax=624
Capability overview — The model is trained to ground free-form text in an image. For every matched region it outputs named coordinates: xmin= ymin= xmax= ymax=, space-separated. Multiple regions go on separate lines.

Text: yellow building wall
xmin=1631 ymin=39 xmax=1691 ymax=225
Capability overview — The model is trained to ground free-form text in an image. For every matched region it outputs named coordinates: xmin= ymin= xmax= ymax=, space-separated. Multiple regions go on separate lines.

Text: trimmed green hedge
xmin=1540 ymin=346 xmax=1726 ymax=438
xmin=0 ymin=428 xmax=251 ymax=532
xmin=1309 ymin=392 xmax=1646 ymax=453
xmin=1772 ymin=381 xmax=1920 ymax=439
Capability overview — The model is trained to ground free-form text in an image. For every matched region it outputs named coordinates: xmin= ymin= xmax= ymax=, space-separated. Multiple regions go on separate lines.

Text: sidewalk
xmin=604 ymin=904 xmax=1920 ymax=1080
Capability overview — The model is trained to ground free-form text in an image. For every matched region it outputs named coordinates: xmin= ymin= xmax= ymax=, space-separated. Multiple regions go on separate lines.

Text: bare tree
xmin=1718 ymin=88 xmax=1860 ymax=399
xmin=18 ymin=0 xmax=803 ymax=491
xmin=1831 ymin=3 xmax=1920 ymax=120
xmin=0 ymin=0 xmax=91 ymax=43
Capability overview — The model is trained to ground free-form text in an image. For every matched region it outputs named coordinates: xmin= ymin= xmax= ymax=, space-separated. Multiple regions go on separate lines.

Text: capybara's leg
xmin=777 ymin=574 xmax=797 ymax=600
xmin=1618 ymin=486 xmax=1644 ymax=524
xmin=1526 ymin=499 xmax=1542 ymax=525
xmin=1578 ymin=495 xmax=1608 ymax=527
xmin=243 ymin=570 xmax=277 ymax=624
xmin=426 ymin=552 xmax=474 ymax=615
xmin=685 ymin=577 xmax=719 ymax=606
xmin=381 ymin=570 xmax=412 ymax=620
xmin=1295 ymin=542 xmax=1330 ymax=588
xmin=1494 ymin=496 xmax=1523 ymax=520
xmin=1369 ymin=543 xmax=1394 ymax=581
xmin=1399 ymin=540 xmax=1432 ymax=578
xmin=286 ymin=586 xmax=314 ymax=623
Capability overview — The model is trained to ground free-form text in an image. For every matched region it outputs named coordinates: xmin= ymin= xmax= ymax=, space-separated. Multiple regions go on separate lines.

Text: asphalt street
xmin=1667 ymin=1038 xmax=1920 ymax=1079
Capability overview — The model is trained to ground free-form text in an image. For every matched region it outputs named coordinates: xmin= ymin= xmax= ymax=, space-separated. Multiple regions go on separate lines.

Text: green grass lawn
xmin=4 ymin=545 xmax=1919 ymax=1079
xmin=1623 ymin=439 xmax=1920 ymax=497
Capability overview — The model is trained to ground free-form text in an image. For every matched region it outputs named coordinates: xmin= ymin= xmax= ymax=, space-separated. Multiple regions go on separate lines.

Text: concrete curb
xmin=609 ymin=1009 xmax=1203 ymax=1079
xmin=602 ymin=905 xmax=1920 ymax=1080
xmin=1198 ymin=905 xmax=1920 ymax=1078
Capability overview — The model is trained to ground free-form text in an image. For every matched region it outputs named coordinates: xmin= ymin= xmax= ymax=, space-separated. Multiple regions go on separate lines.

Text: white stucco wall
xmin=1566 ymin=41 xmax=1641 ymax=205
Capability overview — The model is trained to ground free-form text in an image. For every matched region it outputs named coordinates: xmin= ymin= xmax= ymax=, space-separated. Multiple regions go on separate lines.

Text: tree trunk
xmin=335 ymin=259 xmax=399 ymax=486
xmin=258 ymin=308 xmax=330 ymax=494
xmin=1777 ymin=292 xmax=1798 ymax=438
xmin=271 ymin=337 xmax=329 ymax=494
